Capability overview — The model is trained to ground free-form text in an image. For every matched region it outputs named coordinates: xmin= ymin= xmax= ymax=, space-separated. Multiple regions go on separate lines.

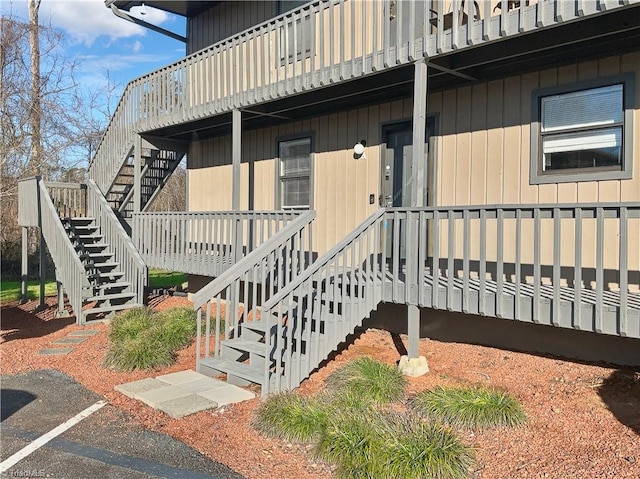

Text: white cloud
xmin=132 ymin=40 xmax=143 ymax=53
xmin=78 ymin=52 xmax=170 ymax=73
xmin=39 ymin=0 xmax=171 ymax=46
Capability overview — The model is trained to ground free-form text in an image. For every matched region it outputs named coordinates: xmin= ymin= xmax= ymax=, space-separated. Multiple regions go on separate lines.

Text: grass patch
xmin=315 ymin=411 xmax=474 ymax=479
xmin=105 ymin=306 xmax=197 ymax=371
xmin=410 ymin=386 xmax=527 ymax=430
xmin=0 ymin=279 xmax=57 ymax=303
xmin=253 ymin=392 xmax=329 ymax=443
xmin=148 ymin=269 xmax=187 ymax=289
xmin=325 ymin=356 xmax=406 ymax=405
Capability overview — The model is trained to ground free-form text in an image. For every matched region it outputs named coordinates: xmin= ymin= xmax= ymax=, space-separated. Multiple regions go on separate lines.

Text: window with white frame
xmin=279 ymin=137 xmax=311 ymax=209
xmin=530 ymin=75 xmax=634 ymax=184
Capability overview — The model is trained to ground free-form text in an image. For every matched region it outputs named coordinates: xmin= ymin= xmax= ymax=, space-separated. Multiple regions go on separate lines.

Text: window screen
xmin=539 ymin=84 xmax=624 ymax=173
xmin=279 ymin=137 xmax=311 ymax=208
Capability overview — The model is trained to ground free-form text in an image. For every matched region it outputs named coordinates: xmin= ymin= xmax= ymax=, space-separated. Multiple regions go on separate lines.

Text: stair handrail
xmin=86 ymin=179 xmax=148 ymax=304
xmin=260 ymin=208 xmax=386 ymax=395
xmin=36 ymin=178 xmax=92 ymax=320
xmin=192 ymin=210 xmax=316 ymax=367
xmin=262 ymin=208 xmax=386 ymax=312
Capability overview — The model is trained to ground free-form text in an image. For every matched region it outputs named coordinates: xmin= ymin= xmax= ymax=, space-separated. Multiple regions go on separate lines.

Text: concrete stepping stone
xmin=53 ymin=337 xmax=88 ymax=344
xmin=38 ymin=348 xmax=74 ymax=355
xmin=67 ymin=329 xmax=100 ymax=337
xmin=115 ymin=378 xmax=167 ymax=399
xmin=115 ymin=370 xmax=255 ymax=418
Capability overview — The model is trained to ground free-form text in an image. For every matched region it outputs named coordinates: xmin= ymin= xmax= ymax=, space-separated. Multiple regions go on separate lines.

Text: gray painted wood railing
xmin=35 ymin=178 xmax=91 ymax=318
xmin=387 ymin=203 xmax=640 ymax=337
xmin=131 ymin=210 xmax=303 ymax=276
xmin=261 ymin=208 xmax=386 ymax=394
xmin=258 ymin=203 xmax=639 ymax=395
xmin=192 ymin=211 xmax=316 ymax=369
xmin=88 ymin=0 xmax=630 ymax=194
xmin=87 ymin=180 xmax=148 ymax=304
xmin=44 ymin=182 xmax=87 ymax=219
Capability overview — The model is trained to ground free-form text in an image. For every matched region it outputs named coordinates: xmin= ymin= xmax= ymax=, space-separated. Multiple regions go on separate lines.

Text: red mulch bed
xmin=1 ymin=295 xmax=639 ymax=479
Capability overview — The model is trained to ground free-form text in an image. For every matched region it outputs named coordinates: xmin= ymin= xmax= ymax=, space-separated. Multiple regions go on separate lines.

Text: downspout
xmin=109 ymin=4 xmax=187 ymax=43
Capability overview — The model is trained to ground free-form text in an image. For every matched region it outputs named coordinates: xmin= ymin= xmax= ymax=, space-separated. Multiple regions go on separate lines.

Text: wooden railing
xmin=88 ymin=0 xmax=625 ymax=193
xmin=18 ymin=178 xmax=92 ymax=318
xmin=256 ymin=203 xmax=639 ymax=395
xmin=192 ymin=211 xmax=316 ymax=368
xmin=131 ymin=210 xmax=304 ymax=276
xmin=87 ymin=180 xmax=148 ymax=304
xmin=260 ymin=208 xmax=386 ymax=394
xmin=387 ymin=203 xmax=640 ymax=336
xmin=44 ymin=182 xmax=87 ymax=219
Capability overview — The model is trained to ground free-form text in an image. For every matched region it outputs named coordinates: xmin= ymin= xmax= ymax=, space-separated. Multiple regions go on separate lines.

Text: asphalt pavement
xmin=0 ymin=369 xmax=245 ymax=479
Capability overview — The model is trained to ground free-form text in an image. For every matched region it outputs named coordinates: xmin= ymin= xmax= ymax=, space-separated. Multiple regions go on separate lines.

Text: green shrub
xmin=325 ymin=357 xmax=406 ymax=405
xmin=253 ymin=391 xmax=328 ymax=442
xmin=105 ymin=306 xmax=199 ymax=371
xmin=108 ymin=307 xmax=155 ymax=343
xmin=376 ymin=413 xmax=475 ymax=479
xmin=411 ymin=386 xmax=527 ymax=430
xmin=316 ymin=411 xmax=474 ymax=479
xmin=154 ymin=306 xmax=197 ymax=350
xmin=104 ymin=332 xmax=174 ymax=371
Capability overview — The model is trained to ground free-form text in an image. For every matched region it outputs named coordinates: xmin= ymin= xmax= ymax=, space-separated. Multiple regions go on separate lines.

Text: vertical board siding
xmin=187 ymin=98 xmax=409 ymax=256
xmin=187 ymin=54 xmax=638 ymax=278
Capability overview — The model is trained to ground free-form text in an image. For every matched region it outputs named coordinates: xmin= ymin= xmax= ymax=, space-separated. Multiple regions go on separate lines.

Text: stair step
xmin=76 ymin=234 xmax=104 ymax=241
xmin=92 ymin=271 xmax=126 ymax=279
xmin=83 ymin=302 xmax=141 ymax=317
xmin=77 ymin=242 xmax=109 ymax=250
xmin=222 ymin=338 xmax=267 ymax=357
xmin=198 ymin=357 xmax=264 ymax=385
xmin=87 ymin=292 xmax=136 ymax=302
xmin=84 ymin=262 xmax=119 ymax=270
xmin=241 ymin=320 xmax=270 ymax=333
xmin=65 ymin=217 xmax=95 ymax=225
xmin=80 ymin=251 xmax=113 ymax=260
xmin=93 ymin=281 xmax=130 ymax=291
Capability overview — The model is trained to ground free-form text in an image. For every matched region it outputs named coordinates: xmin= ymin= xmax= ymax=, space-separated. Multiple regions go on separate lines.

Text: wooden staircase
xmin=63 ymin=217 xmax=140 ymax=321
xmin=107 ymin=148 xmax=185 ymax=228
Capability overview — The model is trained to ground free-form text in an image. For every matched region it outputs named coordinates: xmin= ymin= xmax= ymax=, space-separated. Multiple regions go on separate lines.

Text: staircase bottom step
xmin=83 ymin=302 xmax=141 ymax=318
xmin=198 ymin=357 xmax=265 ymax=385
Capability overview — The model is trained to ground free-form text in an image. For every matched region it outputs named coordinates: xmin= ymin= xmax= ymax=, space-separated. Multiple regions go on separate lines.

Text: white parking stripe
xmin=0 ymin=400 xmax=107 ymax=473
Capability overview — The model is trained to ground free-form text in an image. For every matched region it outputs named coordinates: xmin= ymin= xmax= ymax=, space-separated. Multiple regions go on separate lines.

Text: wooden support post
xmin=38 ymin=228 xmax=46 ymax=311
xmin=407 ymin=304 xmax=420 ymax=357
xmin=20 ymin=227 xmax=28 ymax=304
xmin=232 ymin=109 xmax=241 ymax=211
xmin=412 ymin=58 xmax=428 ymax=208
xmin=133 ymin=135 xmax=142 ymax=213
xmin=55 ymin=276 xmax=69 ymax=318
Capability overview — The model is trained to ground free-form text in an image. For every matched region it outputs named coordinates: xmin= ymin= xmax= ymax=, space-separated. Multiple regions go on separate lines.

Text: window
xmin=279 ymin=137 xmax=311 ymax=209
xmin=277 ymin=1 xmax=312 ymax=63
xmin=530 ymin=75 xmax=634 ymax=184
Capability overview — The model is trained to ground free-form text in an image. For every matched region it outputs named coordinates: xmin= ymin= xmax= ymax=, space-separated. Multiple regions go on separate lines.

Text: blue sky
xmin=2 ymin=0 xmax=187 ymax=116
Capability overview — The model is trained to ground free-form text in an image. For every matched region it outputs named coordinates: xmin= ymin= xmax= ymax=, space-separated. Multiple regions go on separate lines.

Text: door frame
xmin=379 ymin=116 xmax=438 ymax=209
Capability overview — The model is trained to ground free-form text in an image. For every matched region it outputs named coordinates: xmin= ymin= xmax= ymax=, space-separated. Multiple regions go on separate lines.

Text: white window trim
xmin=277 ymin=135 xmax=313 ymax=210
xmin=530 ymin=73 xmax=634 ymax=185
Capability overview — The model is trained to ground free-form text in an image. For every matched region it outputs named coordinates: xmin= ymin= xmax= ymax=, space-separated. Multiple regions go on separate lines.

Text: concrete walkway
xmin=115 ymin=370 xmax=255 ymax=418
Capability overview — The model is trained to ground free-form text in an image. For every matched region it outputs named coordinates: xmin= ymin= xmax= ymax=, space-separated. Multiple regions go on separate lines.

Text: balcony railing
xmin=131 ymin=210 xmax=305 ymax=276
xmin=88 ymin=0 xmax=629 ymax=193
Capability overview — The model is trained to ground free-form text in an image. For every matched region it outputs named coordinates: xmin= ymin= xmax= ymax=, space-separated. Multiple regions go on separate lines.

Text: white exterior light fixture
xmin=353 ymin=140 xmax=366 ymax=159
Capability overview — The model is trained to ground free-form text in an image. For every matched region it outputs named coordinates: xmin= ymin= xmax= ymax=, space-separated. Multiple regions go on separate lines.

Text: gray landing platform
xmin=115 ymin=370 xmax=256 ymax=418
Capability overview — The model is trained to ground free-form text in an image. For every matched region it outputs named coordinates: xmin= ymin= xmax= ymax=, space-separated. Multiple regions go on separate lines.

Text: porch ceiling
xmin=142 ymin=5 xmax=640 ymax=142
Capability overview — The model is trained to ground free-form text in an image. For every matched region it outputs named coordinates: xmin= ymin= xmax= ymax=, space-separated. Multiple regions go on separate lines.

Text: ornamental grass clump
xmin=105 ymin=306 xmax=199 ymax=371
xmin=315 ymin=411 xmax=474 ymax=479
xmin=252 ymin=391 xmax=329 ymax=443
xmin=325 ymin=356 xmax=406 ymax=405
xmin=410 ymin=386 xmax=527 ymax=430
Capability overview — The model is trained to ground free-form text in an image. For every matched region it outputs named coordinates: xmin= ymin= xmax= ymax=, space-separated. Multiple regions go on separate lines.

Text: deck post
xmin=133 ymin=134 xmax=142 ymax=213
xmin=20 ymin=227 xmax=28 ymax=304
xmin=37 ymin=228 xmax=46 ymax=311
xmin=232 ymin=109 xmax=241 ymax=212
xmin=398 ymin=58 xmax=429 ymax=378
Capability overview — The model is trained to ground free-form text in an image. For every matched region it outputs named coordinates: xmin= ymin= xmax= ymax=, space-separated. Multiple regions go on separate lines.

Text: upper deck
xmin=89 ymin=0 xmax=640 ymax=192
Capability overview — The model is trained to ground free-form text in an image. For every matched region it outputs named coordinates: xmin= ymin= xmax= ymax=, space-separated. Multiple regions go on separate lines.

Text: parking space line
xmin=0 ymin=400 xmax=107 ymax=473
